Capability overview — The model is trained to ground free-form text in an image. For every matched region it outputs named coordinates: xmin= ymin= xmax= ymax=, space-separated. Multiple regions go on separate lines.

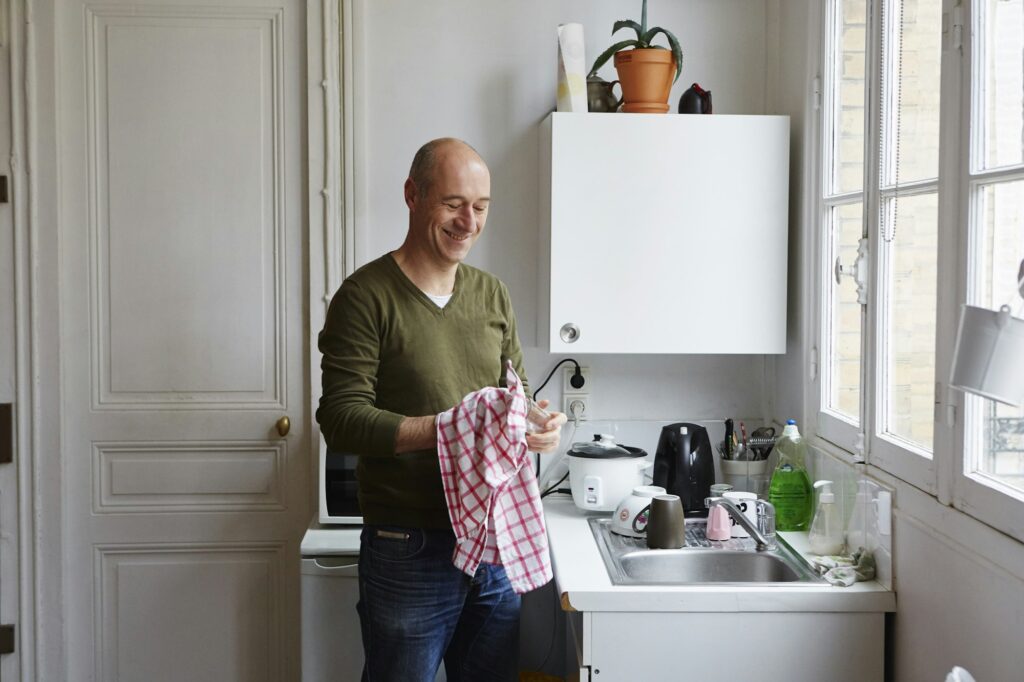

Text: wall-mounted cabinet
xmin=539 ymin=112 xmax=790 ymax=354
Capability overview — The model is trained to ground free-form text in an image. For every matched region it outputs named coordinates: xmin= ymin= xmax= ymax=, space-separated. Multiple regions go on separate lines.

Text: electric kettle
xmin=653 ymin=422 xmax=716 ymax=517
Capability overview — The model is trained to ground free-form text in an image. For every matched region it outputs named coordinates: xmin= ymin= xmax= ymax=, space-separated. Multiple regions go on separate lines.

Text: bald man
xmin=316 ymin=138 xmax=566 ymax=681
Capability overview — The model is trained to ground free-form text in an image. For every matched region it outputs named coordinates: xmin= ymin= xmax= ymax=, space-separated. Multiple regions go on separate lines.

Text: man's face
xmin=406 ymin=147 xmax=491 ymax=267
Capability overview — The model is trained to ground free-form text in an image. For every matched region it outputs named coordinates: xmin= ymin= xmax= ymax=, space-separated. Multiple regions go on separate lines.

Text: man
xmin=317 ymin=137 xmax=566 ymax=682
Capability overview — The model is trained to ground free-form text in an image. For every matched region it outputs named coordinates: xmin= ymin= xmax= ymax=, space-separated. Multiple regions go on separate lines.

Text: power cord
xmin=531 ymin=358 xmax=585 ymax=477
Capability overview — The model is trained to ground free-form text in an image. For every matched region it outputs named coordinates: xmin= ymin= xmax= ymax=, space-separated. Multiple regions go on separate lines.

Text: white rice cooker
xmin=568 ymin=434 xmax=652 ymax=512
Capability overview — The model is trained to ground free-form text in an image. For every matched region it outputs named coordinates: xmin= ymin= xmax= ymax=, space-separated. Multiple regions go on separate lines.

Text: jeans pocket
xmin=363 ymin=525 xmax=425 ymax=562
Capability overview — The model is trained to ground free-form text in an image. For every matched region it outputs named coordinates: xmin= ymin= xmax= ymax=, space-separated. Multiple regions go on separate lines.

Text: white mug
xmin=610 ymin=485 xmax=666 ymax=537
xmin=723 ymin=491 xmax=758 ymax=538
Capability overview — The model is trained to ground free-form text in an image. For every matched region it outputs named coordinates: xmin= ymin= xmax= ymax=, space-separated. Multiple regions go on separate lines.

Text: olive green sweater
xmin=316 ymin=254 xmax=529 ymax=529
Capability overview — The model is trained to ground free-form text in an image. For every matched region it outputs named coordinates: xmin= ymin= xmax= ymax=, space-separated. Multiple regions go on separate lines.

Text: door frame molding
xmin=12 ymin=0 xmax=65 ymax=679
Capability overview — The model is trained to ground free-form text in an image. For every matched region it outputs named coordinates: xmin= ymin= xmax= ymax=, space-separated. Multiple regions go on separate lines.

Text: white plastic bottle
xmin=808 ymin=480 xmax=844 ymax=555
xmin=846 ymin=479 xmax=876 ymax=552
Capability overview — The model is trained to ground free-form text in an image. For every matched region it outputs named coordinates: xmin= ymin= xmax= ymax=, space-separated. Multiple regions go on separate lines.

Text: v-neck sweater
xmin=316 ymin=253 xmax=529 ymax=529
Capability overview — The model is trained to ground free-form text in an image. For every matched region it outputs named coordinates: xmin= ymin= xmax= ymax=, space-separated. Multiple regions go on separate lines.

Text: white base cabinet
xmin=568 ymin=610 xmax=884 ymax=681
xmin=539 ymin=112 xmax=790 ymax=354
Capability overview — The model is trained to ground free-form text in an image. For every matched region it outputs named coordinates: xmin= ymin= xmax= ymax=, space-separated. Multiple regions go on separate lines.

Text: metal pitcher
xmin=587 ymin=75 xmax=623 ymax=113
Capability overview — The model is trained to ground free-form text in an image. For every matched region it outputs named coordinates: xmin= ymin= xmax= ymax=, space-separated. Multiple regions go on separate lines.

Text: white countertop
xmin=543 ymin=496 xmax=896 ymax=613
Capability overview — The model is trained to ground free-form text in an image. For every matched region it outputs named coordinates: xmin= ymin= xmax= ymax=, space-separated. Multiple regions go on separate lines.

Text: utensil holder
xmin=720 ymin=458 xmax=771 ymax=498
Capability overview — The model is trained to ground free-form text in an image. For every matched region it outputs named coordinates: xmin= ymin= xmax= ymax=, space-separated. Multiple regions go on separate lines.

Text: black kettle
xmin=653 ymin=422 xmax=716 ymax=517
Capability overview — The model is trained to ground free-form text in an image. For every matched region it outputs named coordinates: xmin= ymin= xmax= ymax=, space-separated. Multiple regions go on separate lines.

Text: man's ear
xmin=404 ymin=178 xmax=418 ymax=210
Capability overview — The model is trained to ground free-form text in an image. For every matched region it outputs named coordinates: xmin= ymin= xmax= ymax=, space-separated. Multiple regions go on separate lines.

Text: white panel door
xmin=57 ymin=0 xmax=308 ymax=679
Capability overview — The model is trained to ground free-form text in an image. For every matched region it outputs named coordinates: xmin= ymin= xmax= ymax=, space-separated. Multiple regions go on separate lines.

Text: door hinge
xmin=0 ymin=624 xmax=14 ymax=655
xmin=0 ymin=403 xmax=12 ymax=464
xmin=0 ymin=175 xmax=8 ymax=203
xmin=809 ymin=346 xmax=819 ymax=382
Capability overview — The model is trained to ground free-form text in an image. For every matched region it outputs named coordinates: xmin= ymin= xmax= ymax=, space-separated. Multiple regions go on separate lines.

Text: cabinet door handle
xmin=560 ymin=323 xmax=580 ymax=344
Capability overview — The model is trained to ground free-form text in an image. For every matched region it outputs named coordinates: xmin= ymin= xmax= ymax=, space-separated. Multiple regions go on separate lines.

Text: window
xmin=956 ymin=0 xmax=1024 ymax=531
xmin=817 ymin=0 xmax=1024 ymax=538
xmin=818 ymin=0 xmax=942 ymax=481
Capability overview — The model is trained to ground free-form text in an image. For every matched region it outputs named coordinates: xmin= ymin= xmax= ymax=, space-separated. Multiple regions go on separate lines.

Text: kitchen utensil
xmin=610 ymin=485 xmax=667 ymax=537
xmin=748 ymin=426 xmax=777 ymax=460
xmin=652 ymin=422 xmax=716 ymax=517
xmin=568 ymin=435 xmax=652 ymax=512
xmin=723 ymin=418 xmax=734 ymax=459
xmin=646 ymin=494 xmax=687 ymax=549
xmin=723 ymin=491 xmax=758 ymax=538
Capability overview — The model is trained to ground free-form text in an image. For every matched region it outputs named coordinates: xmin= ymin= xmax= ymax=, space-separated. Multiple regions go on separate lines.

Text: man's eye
xmin=444 ymin=202 xmax=461 ymax=210
xmin=473 ymin=205 xmax=487 ymax=214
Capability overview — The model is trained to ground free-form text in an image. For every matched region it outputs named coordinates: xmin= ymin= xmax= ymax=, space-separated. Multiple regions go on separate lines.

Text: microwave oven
xmin=318 ymin=441 xmax=362 ymax=524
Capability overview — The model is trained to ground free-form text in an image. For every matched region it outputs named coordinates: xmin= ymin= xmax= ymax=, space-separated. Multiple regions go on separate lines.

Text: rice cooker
xmin=568 ymin=434 xmax=652 ymax=512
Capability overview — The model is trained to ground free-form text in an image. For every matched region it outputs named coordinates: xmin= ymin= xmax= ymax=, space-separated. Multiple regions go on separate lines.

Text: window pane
xmin=979 ymin=0 xmax=1024 ymax=170
xmin=830 ymin=0 xmax=868 ymax=194
xmin=967 ymin=179 xmax=1024 ymax=492
xmin=881 ymin=0 xmax=942 ymax=185
xmin=882 ymin=192 xmax=937 ymax=451
xmin=826 ymin=203 xmax=863 ymax=422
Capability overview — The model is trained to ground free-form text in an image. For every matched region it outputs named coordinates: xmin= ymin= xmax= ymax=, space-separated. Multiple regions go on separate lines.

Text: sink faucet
xmin=704 ymin=497 xmax=777 ymax=551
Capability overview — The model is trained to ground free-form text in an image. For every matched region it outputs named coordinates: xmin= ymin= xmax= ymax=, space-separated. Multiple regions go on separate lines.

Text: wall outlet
xmin=563 ymin=395 xmax=589 ymax=421
xmin=562 ymin=365 xmax=591 ymax=395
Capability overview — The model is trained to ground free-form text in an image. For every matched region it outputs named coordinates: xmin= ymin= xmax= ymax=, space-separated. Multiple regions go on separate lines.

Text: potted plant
xmin=588 ymin=0 xmax=683 ymax=113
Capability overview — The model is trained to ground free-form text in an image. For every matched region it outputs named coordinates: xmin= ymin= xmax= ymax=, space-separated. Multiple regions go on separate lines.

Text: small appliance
xmin=653 ymin=422 xmax=716 ymax=517
xmin=567 ymin=434 xmax=651 ymax=512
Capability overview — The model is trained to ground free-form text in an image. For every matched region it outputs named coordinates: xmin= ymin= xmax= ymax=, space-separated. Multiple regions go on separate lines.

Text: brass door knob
xmin=275 ymin=416 xmax=291 ymax=437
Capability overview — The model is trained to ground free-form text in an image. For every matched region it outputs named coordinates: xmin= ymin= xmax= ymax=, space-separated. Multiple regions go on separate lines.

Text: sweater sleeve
xmin=498 ymin=282 xmax=530 ymax=397
xmin=316 ymin=279 xmax=405 ymax=456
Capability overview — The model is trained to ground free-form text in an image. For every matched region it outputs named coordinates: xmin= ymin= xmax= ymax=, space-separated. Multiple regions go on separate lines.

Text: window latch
xmin=833 ymin=238 xmax=869 ymax=305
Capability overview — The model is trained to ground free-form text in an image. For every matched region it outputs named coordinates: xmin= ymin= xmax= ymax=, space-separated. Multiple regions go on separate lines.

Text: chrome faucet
xmin=704 ymin=497 xmax=777 ymax=551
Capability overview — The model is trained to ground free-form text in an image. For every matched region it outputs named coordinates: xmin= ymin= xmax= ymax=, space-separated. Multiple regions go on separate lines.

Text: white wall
xmin=352 ymin=0 xmax=777 ymax=434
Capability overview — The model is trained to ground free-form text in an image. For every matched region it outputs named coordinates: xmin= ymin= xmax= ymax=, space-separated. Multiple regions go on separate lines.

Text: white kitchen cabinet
xmin=539 ymin=112 xmax=790 ymax=354
xmin=567 ymin=610 xmax=884 ymax=681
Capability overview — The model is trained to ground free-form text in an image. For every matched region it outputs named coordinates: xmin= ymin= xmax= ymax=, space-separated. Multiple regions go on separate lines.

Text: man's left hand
xmin=526 ymin=399 xmax=567 ymax=454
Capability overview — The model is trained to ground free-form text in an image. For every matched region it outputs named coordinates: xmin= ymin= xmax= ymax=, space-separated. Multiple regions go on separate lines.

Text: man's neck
xmin=391 ymin=246 xmax=458 ymax=296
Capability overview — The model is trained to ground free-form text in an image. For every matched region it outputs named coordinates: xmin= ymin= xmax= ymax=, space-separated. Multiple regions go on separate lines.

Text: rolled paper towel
xmin=557 ymin=23 xmax=587 ymax=112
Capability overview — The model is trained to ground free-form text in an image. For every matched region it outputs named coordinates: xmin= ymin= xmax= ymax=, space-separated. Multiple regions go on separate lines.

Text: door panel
xmin=58 ymin=1 xmax=307 ymax=679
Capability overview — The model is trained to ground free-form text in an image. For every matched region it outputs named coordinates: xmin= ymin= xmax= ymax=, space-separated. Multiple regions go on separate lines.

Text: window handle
xmin=833 ymin=238 xmax=870 ymax=305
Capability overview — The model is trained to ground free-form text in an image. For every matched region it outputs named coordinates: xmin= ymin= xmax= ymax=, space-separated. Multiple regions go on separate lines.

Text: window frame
xmin=811 ymin=0 xmax=1024 ymax=541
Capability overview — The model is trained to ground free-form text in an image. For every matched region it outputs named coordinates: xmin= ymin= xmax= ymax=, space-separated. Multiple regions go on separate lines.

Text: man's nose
xmin=455 ymin=204 xmax=474 ymax=226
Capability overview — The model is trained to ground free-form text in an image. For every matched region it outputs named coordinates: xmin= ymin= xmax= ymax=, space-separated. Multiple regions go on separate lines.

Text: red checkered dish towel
xmin=436 ymin=361 xmax=552 ymax=594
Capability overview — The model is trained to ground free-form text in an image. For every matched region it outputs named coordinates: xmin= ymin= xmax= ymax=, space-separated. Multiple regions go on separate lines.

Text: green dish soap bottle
xmin=768 ymin=419 xmax=813 ymax=531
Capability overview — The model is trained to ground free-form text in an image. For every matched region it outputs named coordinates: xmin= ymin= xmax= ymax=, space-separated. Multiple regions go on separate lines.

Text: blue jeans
xmin=357 ymin=524 xmax=521 ymax=682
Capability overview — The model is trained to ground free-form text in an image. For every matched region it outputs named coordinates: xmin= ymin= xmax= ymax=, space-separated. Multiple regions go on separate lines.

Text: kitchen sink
xmin=589 ymin=518 xmax=827 ymax=586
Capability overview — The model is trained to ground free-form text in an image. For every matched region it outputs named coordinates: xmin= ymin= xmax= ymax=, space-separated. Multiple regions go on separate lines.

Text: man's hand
xmin=526 ymin=399 xmax=567 ymax=454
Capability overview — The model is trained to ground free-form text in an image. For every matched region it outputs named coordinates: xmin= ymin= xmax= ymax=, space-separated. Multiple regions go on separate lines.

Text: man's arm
xmin=394 ymin=415 xmax=438 ymax=453
xmin=317 ymin=280 xmax=404 ymax=456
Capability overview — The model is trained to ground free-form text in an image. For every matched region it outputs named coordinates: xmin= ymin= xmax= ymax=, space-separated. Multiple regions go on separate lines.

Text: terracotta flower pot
xmin=613 ymin=48 xmax=676 ymax=114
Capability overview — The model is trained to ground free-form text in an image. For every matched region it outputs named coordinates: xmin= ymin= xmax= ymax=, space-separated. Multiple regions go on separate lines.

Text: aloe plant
xmin=588 ymin=0 xmax=684 ymax=83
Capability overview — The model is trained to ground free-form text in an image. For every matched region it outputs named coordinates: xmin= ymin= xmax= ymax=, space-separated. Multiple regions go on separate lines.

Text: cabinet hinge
xmin=0 ymin=624 xmax=14 ymax=655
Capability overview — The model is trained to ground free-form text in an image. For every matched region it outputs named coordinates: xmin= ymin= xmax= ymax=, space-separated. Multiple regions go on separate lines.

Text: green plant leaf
xmin=612 ymin=19 xmax=643 ymax=42
xmin=643 ymin=26 xmax=684 ymax=82
xmin=588 ymin=39 xmax=640 ymax=77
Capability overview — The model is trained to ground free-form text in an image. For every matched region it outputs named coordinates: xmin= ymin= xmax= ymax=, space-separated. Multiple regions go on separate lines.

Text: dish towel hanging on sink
xmin=436 ymin=361 xmax=552 ymax=594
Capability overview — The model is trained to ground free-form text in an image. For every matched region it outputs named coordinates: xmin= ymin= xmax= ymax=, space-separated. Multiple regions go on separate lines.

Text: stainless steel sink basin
xmin=589 ymin=518 xmax=826 ymax=586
